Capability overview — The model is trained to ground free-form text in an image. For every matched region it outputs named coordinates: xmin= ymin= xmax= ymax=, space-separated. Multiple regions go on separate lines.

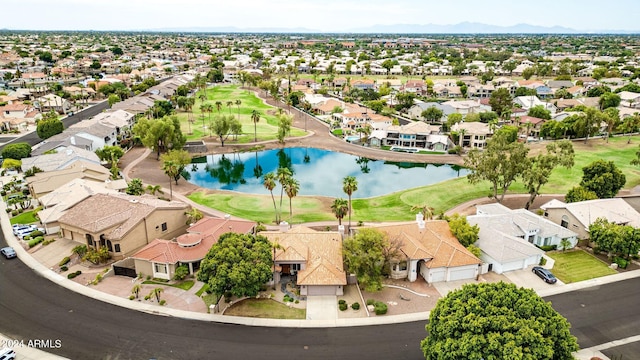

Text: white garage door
xmin=430 ymin=269 xmax=446 ymax=283
xmin=501 ymin=259 xmax=525 ymax=273
xmin=449 ymin=267 xmax=476 ymax=281
xmin=307 ymin=286 xmax=337 ymax=296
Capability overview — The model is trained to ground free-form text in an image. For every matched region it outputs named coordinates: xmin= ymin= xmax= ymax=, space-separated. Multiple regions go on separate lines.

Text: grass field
xmin=9 ymin=208 xmax=40 ymax=225
xmin=188 ymin=135 xmax=640 ymax=224
xmin=177 ymin=85 xmax=305 ymax=142
xmin=223 ymin=298 xmax=306 ymax=319
xmin=546 ymin=250 xmax=617 ymax=283
xmin=142 ymin=280 xmax=195 ymax=291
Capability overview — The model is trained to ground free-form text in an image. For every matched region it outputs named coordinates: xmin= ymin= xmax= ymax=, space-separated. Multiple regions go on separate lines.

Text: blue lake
xmin=185 ymin=147 xmax=469 ymax=198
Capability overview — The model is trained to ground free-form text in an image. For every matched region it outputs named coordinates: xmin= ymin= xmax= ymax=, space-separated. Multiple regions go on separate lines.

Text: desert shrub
xmin=283 ymin=294 xmax=294 ymax=303
xmin=351 ymin=302 xmax=360 ymax=310
xmin=42 ymin=239 xmax=55 ymax=246
xmin=60 ymin=265 xmax=68 ymax=272
xmin=366 ymin=299 xmax=375 ymax=306
xmin=339 ymin=302 xmax=348 ymax=311
xmin=173 ymin=265 xmax=189 ymax=280
xmin=72 ymin=245 xmax=87 ymax=257
xmin=28 ymin=236 xmax=45 ymax=248
xmin=374 ymin=301 xmax=388 ymax=315
xmin=159 ymin=300 xmax=166 ymax=306
xmin=11 ymin=210 xmax=18 ymax=216
xmin=59 ymin=256 xmax=71 ymax=267
xmin=144 ymin=295 xmax=151 ymax=300
xmin=129 ymin=295 xmax=135 ymax=300
xmin=294 ymin=300 xmax=299 ymax=304
xmin=67 ymin=270 xmax=82 ymax=279
xmin=338 ymin=299 xmax=346 ymax=305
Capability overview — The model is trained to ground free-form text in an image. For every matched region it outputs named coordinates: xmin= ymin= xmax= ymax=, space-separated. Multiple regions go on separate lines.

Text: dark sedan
xmin=532 ymin=266 xmax=557 ymax=284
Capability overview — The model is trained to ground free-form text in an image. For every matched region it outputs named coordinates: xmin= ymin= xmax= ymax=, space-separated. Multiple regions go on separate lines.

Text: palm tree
xmin=411 ymin=204 xmax=435 ymax=220
xmin=184 ymin=208 xmax=204 ymax=225
xmin=263 ymin=172 xmax=279 ymax=224
xmin=457 ymin=128 xmax=467 ymax=148
xmin=331 ymin=198 xmax=349 ymax=226
xmin=146 ymin=184 xmax=163 ymax=196
xmin=215 ymin=101 xmax=222 ymax=114
xmin=152 ymin=287 xmax=164 ymax=302
xmin=270 ymin=240 xmax=283 ymax=290
xmin=162 ymin=160 xmax=179 ymax=200
xmin=131 ymin=284 xmax=141 ymax=299
xmin=226 ymin=101 xmax=233 ymax=115
xmin=283 ymin=176 xmax=300 ymax=222
xmin=342 ymin=176 xmax=358 ymax=230
xmin=276 ymin=167 xmax=293 ymax=223
xmin=235 ymin=99 xmax=242 ymax=120
xmin=251 ymin=110 xmax=261 ymax=142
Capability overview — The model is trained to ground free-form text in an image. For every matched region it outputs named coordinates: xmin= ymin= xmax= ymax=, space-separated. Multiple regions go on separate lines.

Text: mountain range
xmin=149 ymin=22 xmax=638 ymax=34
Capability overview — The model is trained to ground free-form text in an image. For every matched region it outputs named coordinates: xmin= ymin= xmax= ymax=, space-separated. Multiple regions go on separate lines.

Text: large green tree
xmin=160 ymin=149 xmax=191 ymax=185
xmin=447 ymin=214 xmax=479 ymax=247
xmin=522 ymin=140 xmax=575 ymax=210
xmin=197 ymin=233 xmax=272 ymax=298
xmin=580 ymin=160 xmax=626 ymax=199
xmin=211 ymin=114 xmax=240 ymax=147
xmin=1 ymin=142 xmax=31 ymax=160
xmin=343 ymin=228 xmax=388 ymax=292
xmin=421 ymin=107 xmax=444 ymax=124
xmin=36 ymin=111 xmax=64 ymax=140
xmin=465 ymin=133 xmax=529 ymax=203
xmin=95 ymin=145 xmax=124 ymax=167
xmin=132 ymin=115 xmax=186 ymax=159
xmin=565 ymin=186 xmax=598 ymax=203
xmin=589 ymin=218 xmax=640 ymax=261
xmin=421 ymin=282 xmax=579 ymax=360
xmin=488 ymin=88 xmax=513 ymax=119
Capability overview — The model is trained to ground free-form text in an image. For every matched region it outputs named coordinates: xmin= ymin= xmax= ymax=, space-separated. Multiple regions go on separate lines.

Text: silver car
xmin=1 ymin=247 xmax=17 ymax=259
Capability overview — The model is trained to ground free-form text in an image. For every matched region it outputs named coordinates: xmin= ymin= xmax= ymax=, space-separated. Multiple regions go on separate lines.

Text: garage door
xmin=448 ymin=267 xmax=476 ymax=281
xmin=501 ymin=259 xmax=525 ymax=273
xmin=430 ymin=269 xmax=446 ymax=283
xmin=307 ymin=286 xmax=337 ymax=296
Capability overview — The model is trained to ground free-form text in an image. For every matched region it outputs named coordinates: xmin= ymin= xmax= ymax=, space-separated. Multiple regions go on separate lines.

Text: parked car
xmin=14 ymin=225 xmax=37 ymax=239
xmin=1 ymin=247 xmax=16 ymax=259
xmin=532 ymin=266 xmax=557 ymax=284
xmin=0 ymin=347 xmax=16 ymax=360
xmin=12 ymin=224 xmax=31 ymax=235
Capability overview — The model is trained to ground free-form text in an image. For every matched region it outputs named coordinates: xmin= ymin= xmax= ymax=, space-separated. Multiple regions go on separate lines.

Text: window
xmin=291 ymin=264 xmax=301 ymax=271
xmin=107 ymin=240 xmax=113 ymax=252
xmin=561 ymin=215 xmax=569 ymax=228
xmin=161 ymin=222 xmax=168 ymax=232
xmin=154 ymin=263 xmax=167 ymax=274
xmin=86 ymin=234 xmax=94 ymax=246
xmin=114 ymin=244 xmax=121 ymax=253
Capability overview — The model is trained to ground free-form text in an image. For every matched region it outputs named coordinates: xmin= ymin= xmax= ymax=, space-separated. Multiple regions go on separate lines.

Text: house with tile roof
xmin=260 ymin=226 xmax=347 ymax=296
xmin=451 ymin=121 xmax=492 ymax=149
xmin=58 ymin=193 xmax=190 ymax=260
xmin=468 ymin=203 xmax=577 ymax=274
xmin=361 ymin=219 xmax=482 ymax=283
xmin=540 ymin=198 xmax=640 ymax=240
xmin=132 ymin=217 xmax=257 ymax=280
xmin=380 ymin=121 xmax=450 ymax=151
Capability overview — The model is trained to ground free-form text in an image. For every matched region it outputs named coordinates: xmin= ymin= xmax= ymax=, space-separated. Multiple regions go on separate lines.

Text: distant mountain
xmin=146 ymin=26 xmax=321 ymax=33
xmin=348 ymin=22 xmax=581 ymax=34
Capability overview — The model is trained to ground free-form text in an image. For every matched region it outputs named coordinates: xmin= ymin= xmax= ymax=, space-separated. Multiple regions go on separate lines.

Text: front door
xmin=282 ymin=264 xmax=291 ymax=275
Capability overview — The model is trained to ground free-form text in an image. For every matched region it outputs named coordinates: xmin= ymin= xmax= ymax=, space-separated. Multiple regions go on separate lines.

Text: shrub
xmin=42 ymin=239 xmax=55 ymax=246
xmin=339 ymin=302 xmax=348 ymax=311
xmin=0 ymin=190 xmax=5 ymax=196
xmin=28 ymin=236 xmax=45 ymax=248
xmin=29 ymin=230 xmax=44 ymax=237
xmin=173 ymin=265 xmax=189 ymax=281
xmin=539 ymin=245 xmax=557 ymax=252
xmin=613 ymin=257 xmax=628 ymax=269
xmin=60 ymin=265 xmax=68 ymax=272
xmin=539 ymin=257 xmax=547 ymax=266
xmin=129 ymin=295 xmax=135 ymax=300
xmin=91 ymin=273 xmax=103 ymax=285
xmin=283 ymin=294 xmax=294 ymax=303
xmin=11 ymin=210 xmax=18 ymax=216
xmin=159 ymin=300 xmax=166 ymax=306
xmin=67 ymin=270 xmax=82 ymax=279
xmin=338 ymin=299 xmax=346 ymax=305
xmin=366 ymin=299 xmax=375 ymax=306
xmin=59 ymin=256 xmax=71 ymax=267
xmin=351 ymin=302 xmax=360 ymax=310
xmin=144 ymin=295 xmax=151 ymax=300
xmin=72 ymin=245 xmax=87 ymax=257
xmin=374 ymin=301 xmax=388 ymax=315
xmin=294 ymin=300 xmax=299 ymax=304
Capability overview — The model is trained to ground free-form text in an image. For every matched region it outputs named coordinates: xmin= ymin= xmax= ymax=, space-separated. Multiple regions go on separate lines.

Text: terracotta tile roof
xmin=518 ymin=115 xmax=545 ymax=125
xmin=364 ymin=221 xmax=481 ymax=268
xmin=1 ymin=103 xmax=28 ymax=112
xmin=260 ymin=226 xmax=346 ymax=286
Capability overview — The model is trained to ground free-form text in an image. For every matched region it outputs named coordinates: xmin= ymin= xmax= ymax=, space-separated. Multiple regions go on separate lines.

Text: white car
xmin=0 ymin=347 xmax=16 ymax=360
xmin=14 ymin=225 xmax=37 ymax=239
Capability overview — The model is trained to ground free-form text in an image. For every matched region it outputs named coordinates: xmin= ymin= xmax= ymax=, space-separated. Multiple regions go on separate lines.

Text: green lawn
xmin=177 ymin=85 xmax=306 ymax=143
xmin=9 ymin=208 xmax=41 ymax=225
xmin=142 ymin=280 xmax=195 ymax=291
xmin=546 ymin=250 xmax=617 ymax=283
xmin=224 ymin=298 xmax=306 ymax=319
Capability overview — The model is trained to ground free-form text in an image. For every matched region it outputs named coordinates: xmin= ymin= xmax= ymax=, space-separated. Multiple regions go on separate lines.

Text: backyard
xmin=546 ymin=249 xmax=618 ymax=283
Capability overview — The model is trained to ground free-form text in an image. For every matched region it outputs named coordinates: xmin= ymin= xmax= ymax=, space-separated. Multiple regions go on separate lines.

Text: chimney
xmin=224 ymin=214 xmax=231 ymax=220
xmin=416 ymin=213 xmax=424 ymax=223
xmin=417 ymin=220 xmax=426 ymax=231
xmin=279 ymin=221 xmax=289 ymax=232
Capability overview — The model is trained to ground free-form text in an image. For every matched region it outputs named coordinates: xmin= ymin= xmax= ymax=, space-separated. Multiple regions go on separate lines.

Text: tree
xmin=522 ymin=140 xmax=575 ymax=210
xmin=262 ymin=172 xmax=279 ymax=224
xmin=160 ymin=149 xmax=191 ymax=185
xmin=132 ymin=116 xmax=186 ymax=159
xmin=527 ymin=105 xmax=551 ymax=120
xmin=343 ymin=228 xmax=388 ymax=292
xmin=447 ymin=214 xmax=479 ymax=247
xmin=465 ymin=133 xmax=529 ymax=203
xmin=277 ymin=114 xmax=292 ymax=144
xmin=599 ymin=92 xmax=621 ymax=110
xmin=1 ymin=142 xmax=31 ymax=160
xmin=421 ymin=282 xmax=579 ymax=360
xmin=580 ymin=160 xmax=626 ymax=199
xmin=343 ymin=176 xmax=358 ymax=230
xmin=197 ymin=233 xmax=272 ymax=298
xmin=488 ymin=88 xmax=512 ymax=119
xmin=184 ymin=208 xmax=203 ymax=225
xmin=283 ymin=176 xmax=300 ymax=221
xmin=603 ymin=107 xmax=620 ymax=143
xmin=276 ymin=167 xmax=292 ymax=223
xmin=146 ymin=184 xmax=163 ymax=196
xmin=589 ymin=218 xmax=640 ymax=260
xmin=162 ymin=159 xmax=179 ymax=200
xmin=95 ymin=145 xmax=124 ymax=167
xmin=444 ymin=113 xmax=463 ymax=132
xmin=421 ymin=107 xmax=444 ymax=124
xmin=411 ymin=204 xmax=434 ymax=220
xmin=331 ymin=198 xmax=349 ymax=226
xmin=565 ymin=186 xmax=599 ymax=203
xmin=251 ymin=110 xmax=261 ymax=142
xmin=126 ymin=178 xmax=145 ymax=196
xmin=211 ymin=114 xmax=236 ymax=147
xmin=36 ymin=114 xmax=64 ymax=140
xmin=522 ymin=67 xmax=535 ymax=80
xmin=573 ymin=107 xmax=602 ymax=143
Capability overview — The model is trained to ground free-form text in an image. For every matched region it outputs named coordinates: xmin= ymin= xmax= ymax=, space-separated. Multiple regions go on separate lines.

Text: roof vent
xmin=224 ymin=214 xmax=231 ymax=220
xmin=130 ymin=199 xmax=138 ymax=203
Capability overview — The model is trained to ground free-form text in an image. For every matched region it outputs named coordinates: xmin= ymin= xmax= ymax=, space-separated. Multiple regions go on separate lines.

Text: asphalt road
xmin=0 ymin=101 xmax=109 ymax=152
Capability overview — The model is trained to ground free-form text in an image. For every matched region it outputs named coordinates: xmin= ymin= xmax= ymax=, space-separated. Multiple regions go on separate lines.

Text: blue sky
xmin=3 ymin=0 xmax=639 ymax=32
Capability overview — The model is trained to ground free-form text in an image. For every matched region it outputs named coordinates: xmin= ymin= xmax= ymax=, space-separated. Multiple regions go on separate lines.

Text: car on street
xmin=1 ymin=247 xmax=17 ymax=259
xmin=532 ymin=266 xmax=557 ymax=284
xmin=0 ymin=347 xmax=16 ymax=360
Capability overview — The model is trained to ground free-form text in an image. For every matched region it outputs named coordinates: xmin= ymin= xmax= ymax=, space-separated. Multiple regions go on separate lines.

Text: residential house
xmin=21 ymin=145 xmax=101 ymax=173
xmin=34 ymin=94 xmax=71 ymax=114
xmin=513 ymin=96 xmax=557 ymax=113
xmin=467 ymin=83 xmax=495 ymax=98
xmin=442 ymin=99 xmax=485 ymax=116
xmin=350 ymin=79 xmax=375 ymax=90
xmin=540 ymin=198 xmax=640 ymax=240
xmin=618 ymin=91 xmax=640 ymax=108
xmin=516 ymin=115 xmax=546 ymax=138
xmin=382 ymin=121 xmax=449 ymax=151
xmin=468 ymin=203 xmax=578 ymax=274
xmin=451 ymin=121 xmax=492 ymax=149
xmin=362 ymin=219 xmax=482 ymax=283
xmin=401 ymin=80 xmax=427 ymax=96
xmin=407 ymin=102 xmax=455 ymax=122
xmin=260 ymin=226 xmax=347 ymax=296
xmin=58 ymin=193 xmax=190 ymax=260
xmin=132 ymin=217 xmax=257 ymax=280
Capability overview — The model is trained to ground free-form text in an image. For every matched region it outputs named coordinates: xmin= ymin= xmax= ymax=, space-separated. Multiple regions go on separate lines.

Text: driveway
xmin=504 ymin=266 xmax=565 ymax=292
xmin=306 ymin=296 xmax=337 ymax=320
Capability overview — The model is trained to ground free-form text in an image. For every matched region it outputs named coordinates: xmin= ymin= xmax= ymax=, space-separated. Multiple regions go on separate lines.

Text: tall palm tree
xmin=342 ymin=176 xmax=358 ymax=230
xmin=276 ymin=167 xmax=293 ymax=223
xmin=251 ymin=110 xmax=261 ymax=142
xmin=162 ymin=160 xmax=179 ymax=200
xmin=215 ymin=101 xmax=222 ymax=114
xmin=411 ymin=204 xmax=435 ymax=221
xmin=226 ymin=100 xmax=233 ymax=115
xmin=331 ymin=198 xmax=349 ymax=226
xmin=235 ymin=99 xmax=242 ymax=120
xmin=283 ymin=176 xmax=300 ymax=222
xmin=262 ymin=172 xmax=279 ymax=223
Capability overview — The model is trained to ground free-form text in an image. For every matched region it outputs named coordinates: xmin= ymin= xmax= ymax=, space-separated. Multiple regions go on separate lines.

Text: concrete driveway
xmin=306 ymin=296 xmax=337 ymax=320
xmin=504 ymin=266 xmax=565 ymax=292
